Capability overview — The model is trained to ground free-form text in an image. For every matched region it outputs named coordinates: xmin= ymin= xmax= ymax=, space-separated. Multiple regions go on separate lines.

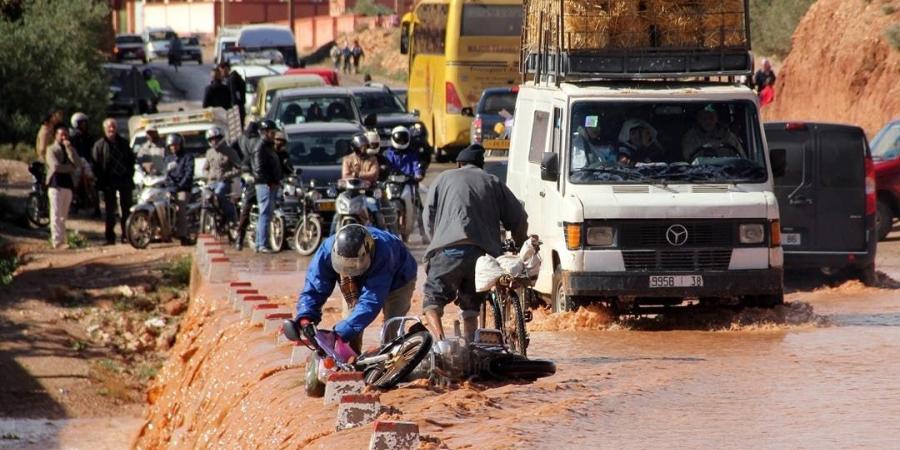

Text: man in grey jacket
xmin=45 ymin=124 xmax=82 ymax=248
xmin=202 ymin=127 xmax=241 ymax=223
xmin=422 ymin=144 xmax=528 ymax=343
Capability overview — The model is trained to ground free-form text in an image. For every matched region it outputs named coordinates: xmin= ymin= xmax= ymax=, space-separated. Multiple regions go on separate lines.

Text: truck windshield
xmin=568 ymin=101 xmax=767 ymax=184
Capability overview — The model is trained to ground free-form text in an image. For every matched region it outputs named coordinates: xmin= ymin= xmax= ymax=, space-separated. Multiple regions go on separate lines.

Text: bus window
xmin=413 ymin=4 xmax=448 ymax=55
xmin=461 ymin=5 xmax=522 ymax=36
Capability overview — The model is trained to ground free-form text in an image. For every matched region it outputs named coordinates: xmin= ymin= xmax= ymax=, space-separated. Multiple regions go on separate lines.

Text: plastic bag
xmin=475 ymin=255 xmax=503 ymax=292
xmin=519 ymin=240 xmax=542 ymax=277
xmin=497 ymin=254 xmax=524 ymax=277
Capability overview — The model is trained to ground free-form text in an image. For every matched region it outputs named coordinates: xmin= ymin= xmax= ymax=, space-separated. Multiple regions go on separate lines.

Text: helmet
xmin=70 ymin=112 xmax=88 ymax=129
xmin=390 ymin=126 xmax=410 ymax=151
xmin=205 ymin=126 xmax=224 ymax=141
xmin=331 ymin=224 xmax=375 ymax=277
xmin=165 ymin=133 xmax=184 ymax=148
xmin=258 ymin=119 xmax=279 ymax=133
xmin=364 ymin=130 xmax=380 ymax=155
xmin=350 ymin=134 xmax=369 ymax=153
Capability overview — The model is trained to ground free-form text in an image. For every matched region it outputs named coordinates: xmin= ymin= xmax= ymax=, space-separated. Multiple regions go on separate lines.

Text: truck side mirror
xmin=540 ymin=152 xmax=559 ymax=182
xmin=770 ymin=148 xmax=787 ymax=178
xmin=400 ymin=22 xmax=410 ymax=55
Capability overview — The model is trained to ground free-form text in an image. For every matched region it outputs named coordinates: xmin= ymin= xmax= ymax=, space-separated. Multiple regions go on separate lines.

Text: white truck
xmin=506 ymin=0 xmax=785 ymax=313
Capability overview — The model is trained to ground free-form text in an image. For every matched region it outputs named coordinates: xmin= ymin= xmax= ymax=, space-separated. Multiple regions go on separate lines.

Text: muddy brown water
xmin=129 ymin=239 xmax=900 ymax=449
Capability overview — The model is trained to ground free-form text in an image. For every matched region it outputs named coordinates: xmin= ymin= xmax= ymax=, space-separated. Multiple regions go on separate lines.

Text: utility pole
xmin=288 ymin=0 xmax=295 ymax=36
xmin=221 ymin=0 xmax=226 ymax=30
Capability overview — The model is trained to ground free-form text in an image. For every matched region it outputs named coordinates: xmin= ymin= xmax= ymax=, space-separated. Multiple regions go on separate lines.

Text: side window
xmin=528 ymin=110 xmax=550 ymax=163
xmin=413 ymin=4 xmax=448 ymax=55
xmin=768 ymin=129 xmax=810 ymax=188
xmin=819 ymin=130 xmax=865 ymax=188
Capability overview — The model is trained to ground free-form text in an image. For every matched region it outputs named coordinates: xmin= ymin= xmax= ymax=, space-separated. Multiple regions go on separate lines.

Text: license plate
xmin=782 ymin=233 xmax=802 ymax=246
xmin=649 ymin=275 xmax=704 ymax=288
xmin=317 ymin=200 xmax=335 ymax=212
xmin=482 ymin=139 xmax=509 ymax=150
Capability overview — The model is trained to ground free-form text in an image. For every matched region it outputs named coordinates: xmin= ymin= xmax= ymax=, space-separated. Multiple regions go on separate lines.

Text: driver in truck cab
xmin=681 ymin=104 xmax=746 ymax=161
xmin=293 ymin=224 xmax=417 ymax=358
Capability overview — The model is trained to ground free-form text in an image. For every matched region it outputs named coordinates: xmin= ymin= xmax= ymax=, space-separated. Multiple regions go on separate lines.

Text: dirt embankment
xmin=764 ymin=0 xmax=900 ymax=134
xmin=338 ymin=27 xmax=407 ymax=81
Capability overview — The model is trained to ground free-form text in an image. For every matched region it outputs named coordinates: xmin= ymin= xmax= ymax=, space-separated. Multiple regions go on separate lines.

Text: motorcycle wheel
xmin=490 ymin=358 xmax=556 ymax=380
xmin=305 ymin=352 xmax=326 ymax=397
xmin=390 ymin=199 xmax=409 ymax=242
xmin=126 ymin=210 xmax=152 ymax=249
xmin=26 ymin=193 xmax=49 ymax=228
xmin=293 ymin=216 xmax=323 ymax=256
xmin=199 ymin=209 xmax=216 ymax=236
xmin=185 ymin=209 xmax=200 ymax=245
xmin=269 ymin=215 xmax=285 ymax=252
xmin=502 ymin=291 xmax=529 ymax=357
xmin=365 ymin=330 xmax=433 ymax=389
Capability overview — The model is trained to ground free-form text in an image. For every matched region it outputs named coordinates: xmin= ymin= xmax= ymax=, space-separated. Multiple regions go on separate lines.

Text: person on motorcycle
xmin=274 ymin=130 xmax=294 ymax=176
xmin=422 ymin=144 xmax=529 ymax=343
xmin=339 ymin=134 xmax=384 ymax=231
xmin=136 ymin=126 xmax=168 ymax=177
xmin=234 ymin=121 xmax=261 ymax=250
xmin=251 ymin=119 xmax=283 ymax=253
xmin=384 ymin=126 xmax=425 ymax=239
xmin=203 ymin=127 xmax=241 ymax=223
xmin=293 ymin=224 xmax=417 ymax=355
xmin=681 ymin=104 xmax=745 ymax=161
xmin=165 ymin=133 xmax=194 ymax=245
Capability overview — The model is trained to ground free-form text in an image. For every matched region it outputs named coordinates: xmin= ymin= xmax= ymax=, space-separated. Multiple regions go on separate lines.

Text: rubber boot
xmin=461 ymin=315 xmax=479 ymax=344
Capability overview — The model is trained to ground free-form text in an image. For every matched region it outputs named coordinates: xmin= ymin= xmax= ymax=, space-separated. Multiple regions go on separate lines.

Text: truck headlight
xmin=586 ymin=226 xmax=616 ymax=247
xmin=739 ymin=224 xmax=765 ymax=245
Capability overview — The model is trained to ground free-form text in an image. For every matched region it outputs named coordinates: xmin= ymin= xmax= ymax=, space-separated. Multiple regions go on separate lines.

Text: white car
xmin=231 ymin=64 xmax=289 ymax=113
xmin=142 ymin=27 xmax=177 ymax=61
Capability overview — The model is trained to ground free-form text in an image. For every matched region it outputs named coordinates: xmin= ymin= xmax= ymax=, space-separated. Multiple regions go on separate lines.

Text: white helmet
xmin=205 ymin=126 xmax=224 ymax=141
xmin=364 ymin=130 xmax=380 ymax=155
xmin=390 ymin=126 xmax=410 ymax=151
xmin=70 ymin=112 xmax=88 ymax=128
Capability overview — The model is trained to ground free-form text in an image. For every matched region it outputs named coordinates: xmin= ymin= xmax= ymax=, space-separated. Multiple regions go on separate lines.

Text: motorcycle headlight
xmin=586 ymin=226 xmax=616 ymax=247
xmin=326 ymin=186 xmax=338 ymax=198
xmin=308 ymin=190 xmax=322 ymax=201
xmin=284 ymin=185 xmax=296 ymax=197
xmin=739 ymin=224 xmax=765 ymax=245
xmin=372 ymin=188 xmax=383 ymax=200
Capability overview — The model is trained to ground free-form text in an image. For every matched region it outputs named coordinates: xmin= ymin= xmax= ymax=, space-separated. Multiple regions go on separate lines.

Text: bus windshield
xmin=567 ymin=101 xmax=767 ymax=184
xmin=461 ymin=5 xmax=522 ymax=36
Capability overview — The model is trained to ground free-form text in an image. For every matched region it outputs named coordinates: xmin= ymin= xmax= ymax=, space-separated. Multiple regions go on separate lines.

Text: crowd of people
xmin=329 ymin=40 xmax=365 ymax=75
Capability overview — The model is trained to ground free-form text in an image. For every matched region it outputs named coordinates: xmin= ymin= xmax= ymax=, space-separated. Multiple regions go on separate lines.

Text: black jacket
xmin=91 ymin=134 xmax=135 ymax=189
xmin=166 ymin=152 xmax=195 ymax=192
xmin=277 ymin=150 xmax=294 ymax=178
xmin=70 ymin=130 xmax=94 ymax=163
xmin=203 ymin=80 xmax=233 ymax=109
xmin=251 ymin=140 xmax=282 ymax=185
xmin=228 ymin=71 xmax=246 ymax=109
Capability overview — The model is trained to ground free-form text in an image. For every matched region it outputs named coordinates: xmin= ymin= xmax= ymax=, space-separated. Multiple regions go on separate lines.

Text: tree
xmin=0 ymin=0 xmax=110 ymax=144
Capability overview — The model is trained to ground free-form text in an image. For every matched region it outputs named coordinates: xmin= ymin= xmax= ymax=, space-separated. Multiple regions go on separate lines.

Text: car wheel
xmin=551 ymin=269 xmax=575 ymax=313
xmin=743 ymin=291 xmax=784 ymax=309
xmin=876 ymin=198 xmax=894 ymax=241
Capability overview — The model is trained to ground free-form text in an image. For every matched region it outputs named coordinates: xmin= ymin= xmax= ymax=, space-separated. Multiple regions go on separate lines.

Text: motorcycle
xmin=288 ymin=176 xmax=326 ymax=256
xmin=198 ymin=180 xmax=239 ymax=243
xmin=282 ymin=316 xmax=434 ymax=397
xmin=125 ymin=175 xmax=200 ymax=249
xmin=333 ymin=178 xmax=374 ymax=230
xmin=383 ymin=172 xmax=424 ymax=243
xmin=25 ymin=162 xmax=50 ymax=228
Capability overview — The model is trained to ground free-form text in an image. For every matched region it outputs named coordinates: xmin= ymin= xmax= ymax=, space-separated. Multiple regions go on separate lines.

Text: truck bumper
xmin=561 ymin=268 xmax=783 ymax=297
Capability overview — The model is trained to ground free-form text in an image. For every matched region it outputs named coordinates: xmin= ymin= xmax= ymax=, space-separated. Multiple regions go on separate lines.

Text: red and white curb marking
xmin=263 ymin=312 xmax=293 ymax=333
xmin=368 ymin=420 xmax=419 ymax=450
xmin=249 ymin=304 xmax=285 ymax=324
xmin=336 ymin=394 xmax=382 ymax=431
xmin=230 ymin=289 xmax=258 ymax=309
xmin=227 ymin=281 xmax=252 ymax=303
xmin=208 ymin=256 xmax=231 ymax=283
xmin=239 ymin=295 xmax=269 ymax=316
xmin=324 ymin=372 xmax=366 ymax=406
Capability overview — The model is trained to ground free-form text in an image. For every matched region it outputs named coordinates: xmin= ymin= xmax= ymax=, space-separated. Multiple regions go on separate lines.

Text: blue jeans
xmin=255 ymin=184 xmax=274 ymax=250
xmin=214 ymin=181 xmax=236 ymax=222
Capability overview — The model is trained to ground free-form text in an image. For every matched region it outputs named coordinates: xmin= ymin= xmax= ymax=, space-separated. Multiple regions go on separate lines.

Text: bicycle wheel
xmin=480 ymin=292 xmax=502 ymax=331
xmin=502 ymin=290 xmax=528 ymax=356
xmin=365 ymin=330 xmax=432 ymax=389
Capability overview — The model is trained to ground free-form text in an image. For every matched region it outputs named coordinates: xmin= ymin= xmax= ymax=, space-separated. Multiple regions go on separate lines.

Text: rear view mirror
xmin=461 ymin=107 xmax=474 ymax=117
xmin=770 ymin=148 xmax=787 ymax=178
xmin=411 ymin=109 xmax=420 ymax=117
xmin=540 ymin=152 xmax=559 ymax=182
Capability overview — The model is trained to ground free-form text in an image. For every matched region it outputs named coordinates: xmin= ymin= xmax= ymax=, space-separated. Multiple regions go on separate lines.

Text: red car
xmin=873 ymin=119 xmax=900 ymax=240
xmin=285 ymin=68 xmax=339 ymax=86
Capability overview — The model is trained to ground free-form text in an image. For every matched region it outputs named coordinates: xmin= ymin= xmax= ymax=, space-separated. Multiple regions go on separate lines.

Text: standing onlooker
xmin=753 ymin=58 xmax=776 ymax=93
xmin=165 ymin=134 xmax=195 ymax=245
xmin=69 ymin=112 xmax=100 ymax=217
xmin=45 ymin=124 xmax=81 ymax=249
xmin=202 ymin=69 xmax=233 ymax=110
xmin=330 ymin=43 xmax=342 ymax=71
xmin=341 ymin=42 xmax=352 ymax=74
xmin=251 ymin=120 xmax=283 ymax=253
xmin=92 ymin=118 xmax=135 ymax=245
xmin=220 ymin=61 xmax=247 ymax=126
xmin=350 ymin=40 xmax=364 ymax=75
xmin=36 ymin=109 xmax=63 ymax=162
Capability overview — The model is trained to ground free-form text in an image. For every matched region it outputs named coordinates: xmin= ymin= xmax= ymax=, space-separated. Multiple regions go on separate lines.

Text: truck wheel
xmin=876 ymin=199 xmax=894 ymax=241
xmin=551 ymin=269 xmax=575 ymax=313
xmin=744 ymin=291 xmax=784 ymax=309
xmin=858 ymin=263 xmax=878 ymax=287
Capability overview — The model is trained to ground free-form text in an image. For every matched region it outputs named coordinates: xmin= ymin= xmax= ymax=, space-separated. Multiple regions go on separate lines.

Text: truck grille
xmin=617 ymin=221 xmax=736 ymax=248
xmin=623 ymin=249 xmax=732 ymax=271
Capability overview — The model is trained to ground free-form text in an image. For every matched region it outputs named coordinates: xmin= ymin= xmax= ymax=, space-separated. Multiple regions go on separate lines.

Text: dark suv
xmin=766 ymin=122 xmax=877 ymax=284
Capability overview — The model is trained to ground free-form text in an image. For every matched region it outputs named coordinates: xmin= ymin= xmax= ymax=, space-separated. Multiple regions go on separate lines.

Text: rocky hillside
xmin=764 ymin=0 xmax=900 ymax=135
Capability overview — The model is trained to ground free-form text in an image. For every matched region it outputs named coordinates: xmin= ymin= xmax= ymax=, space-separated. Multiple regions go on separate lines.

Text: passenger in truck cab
xmin=570 ymin=115 xmax=615 ymax=170
xmin=616 ymin=119 xmax=664 ymax=166
xmin=681 ymin=105 xmax=746 ymax=161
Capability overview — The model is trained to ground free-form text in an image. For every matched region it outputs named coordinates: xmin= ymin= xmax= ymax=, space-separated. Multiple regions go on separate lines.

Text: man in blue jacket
xmin=294 ymin=224 xmax=417 ymax=355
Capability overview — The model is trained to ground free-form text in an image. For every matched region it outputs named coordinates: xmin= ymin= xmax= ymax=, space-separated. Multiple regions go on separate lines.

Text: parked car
xmin=470 ymin=87 xmax=518 ymax=154
xmin=285 ymin=67 xmax=339 ymax=86
xmin=251 ymin=75 xmax=327 ymax=120
xmin=872 ymin=118 xmax=900 ymax=240
xmin=114 ymin=34 xmax=147 ymax=63
xmin=142 ymin=27 xmax=177 ymax=61
xmin=767 ymin=122 xmax=877 ymax=284
xmin=179 ymin=36 xmax=203 ymax=64
xmin=267 ymin=87 xmax=361 ymax=126
xmin=349 ymin=86 xmax=426 ymax=146
xmin=236 ymin=25 xmax=299 ymax=67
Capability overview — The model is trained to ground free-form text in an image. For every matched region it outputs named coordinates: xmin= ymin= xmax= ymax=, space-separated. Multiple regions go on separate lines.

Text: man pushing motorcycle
xmin=290 ymin=224 xmax=417 ymax=360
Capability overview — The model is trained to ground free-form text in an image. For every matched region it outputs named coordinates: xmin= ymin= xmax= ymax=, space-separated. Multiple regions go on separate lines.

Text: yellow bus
xmin=401 ymin=0 xmax=522 ymax=161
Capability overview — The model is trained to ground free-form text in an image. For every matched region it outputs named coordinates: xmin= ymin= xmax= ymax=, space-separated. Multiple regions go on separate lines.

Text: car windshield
xmin=567 ymin=101 xmax=767 ymax=184
xmin=353 ymin=91 xmax=406 ymax=115
xmin=149 ymin=31 xmax=176 ymax=41
xmin=274 ymin=95 xmax=356 ymax=125
xmin=479 ymin=91 xmax=517 ymax=115
xmin=871 ymin=123 xmax=900 ymax=161
xmin=287 ymin=132 xmax=353 ymax=166
xmin=116 ymin=36 xmax=142 ymax=44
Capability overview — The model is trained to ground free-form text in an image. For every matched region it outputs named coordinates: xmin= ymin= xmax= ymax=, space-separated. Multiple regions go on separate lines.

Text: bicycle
xmin=479 ymin=237 xmax=541 ymax=357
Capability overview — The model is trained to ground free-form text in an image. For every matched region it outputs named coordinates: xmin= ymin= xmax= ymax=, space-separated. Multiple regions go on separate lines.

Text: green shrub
xmin=0 ymin=256 xmax=18 ymax=285
xmin=352 ymin=0 xmax=392 ymax=16
xmin=162 ymin=255 xmax=192 ymax=288
xmin=0 ymin=142 xmax=34 ymax=163
xmin=886 ymin=23 xmax=900 ymax=50
xmin=749 ymin=0 xmax=818 ymax=58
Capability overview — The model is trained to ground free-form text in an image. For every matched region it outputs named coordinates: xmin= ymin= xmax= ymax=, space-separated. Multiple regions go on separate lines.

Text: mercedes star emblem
xmin=666 ymin=224 xmax=689 ymax=246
